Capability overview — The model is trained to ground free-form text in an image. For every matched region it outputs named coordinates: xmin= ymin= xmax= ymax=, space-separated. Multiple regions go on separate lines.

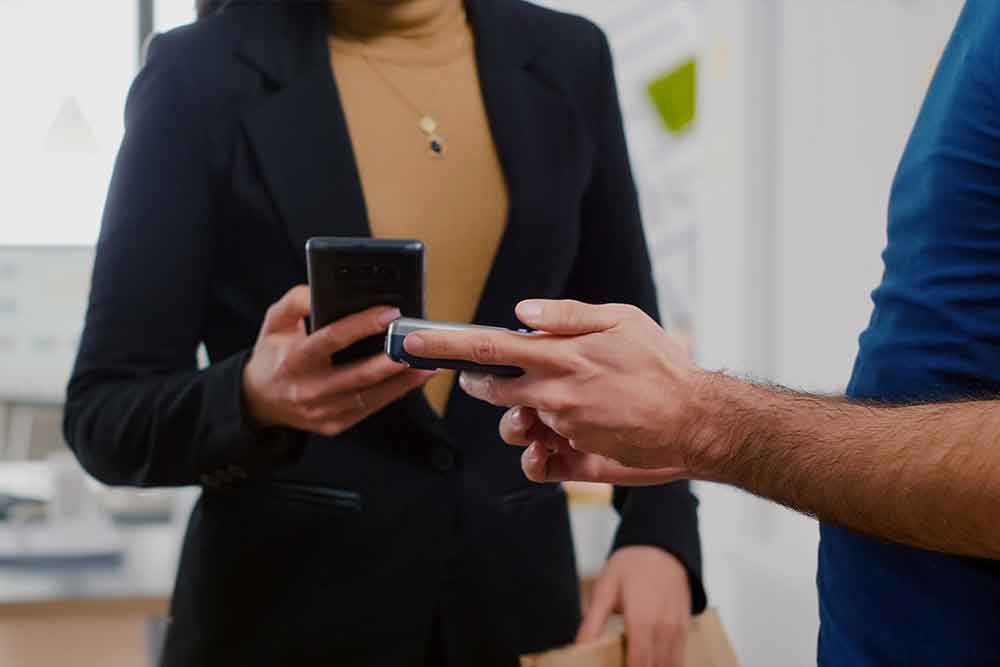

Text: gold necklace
xmin=357 ymin=34 xmax=468 ymax=159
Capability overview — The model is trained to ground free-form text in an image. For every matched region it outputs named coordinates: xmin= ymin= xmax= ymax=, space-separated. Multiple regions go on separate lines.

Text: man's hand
xmin=501 ymin=407 xmax=686 ymax=486
xmin=580 ymin=546 xmax=692 ymax=667
xmin=403 ymin=299 xmax=720 ymax=473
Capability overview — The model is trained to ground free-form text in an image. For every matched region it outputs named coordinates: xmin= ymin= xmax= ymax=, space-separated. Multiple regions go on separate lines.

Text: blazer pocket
xmin=264 ymin=481 xmax=363 ymax=513
xmin=501 ymin=483 xmax=565 ymax=511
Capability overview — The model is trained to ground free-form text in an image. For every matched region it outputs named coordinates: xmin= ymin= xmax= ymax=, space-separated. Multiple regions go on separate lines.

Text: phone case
xmin=307 ymin=237 xmax=424 ymax=365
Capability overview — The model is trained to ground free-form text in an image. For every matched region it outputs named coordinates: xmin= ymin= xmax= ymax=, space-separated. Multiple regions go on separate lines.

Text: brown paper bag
xmin=519 ymin=609 xmax=738 ymax=667
xmin=684 ymin=609 xmax=739 ymax=667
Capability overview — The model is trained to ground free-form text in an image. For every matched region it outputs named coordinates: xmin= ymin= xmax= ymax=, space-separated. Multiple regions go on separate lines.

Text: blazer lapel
xmin=238 ymin=5 xmax=370 ymax=269
xmin=236 ymin=0 xmax=587 ymax=297
xmin=465 ymin=0 xmax=592 ymax=331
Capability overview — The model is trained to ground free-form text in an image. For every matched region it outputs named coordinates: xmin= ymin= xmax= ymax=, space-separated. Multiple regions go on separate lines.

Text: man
xmin=404 ymin=1 xmax=1000 ymax=663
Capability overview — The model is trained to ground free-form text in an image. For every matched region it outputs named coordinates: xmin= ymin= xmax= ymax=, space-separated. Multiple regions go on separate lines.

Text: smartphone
xmin=306 ymin=237 xmax=424 ymax=365
xmin=385 ymin=318 xmax=526 ymax=377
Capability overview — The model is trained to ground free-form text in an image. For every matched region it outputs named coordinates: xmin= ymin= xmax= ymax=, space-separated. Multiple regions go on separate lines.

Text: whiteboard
xmin=0 ymin=246 xmax=94 ymax=403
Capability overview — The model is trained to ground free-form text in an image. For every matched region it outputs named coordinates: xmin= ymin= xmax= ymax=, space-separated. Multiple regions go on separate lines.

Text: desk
xmin=0 ymin=523 xmax=177 ymax=667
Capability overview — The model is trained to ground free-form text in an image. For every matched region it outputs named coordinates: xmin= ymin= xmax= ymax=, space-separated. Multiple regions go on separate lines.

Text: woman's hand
xmin=580 ymin=547 xmax=692 ymax=667
xmin=242 ymin=285 xmax=433 ymax=436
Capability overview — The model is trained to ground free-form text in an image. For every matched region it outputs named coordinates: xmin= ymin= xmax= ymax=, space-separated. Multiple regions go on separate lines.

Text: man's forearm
xmin=699 ymin=375 xmax=1000 ymax=558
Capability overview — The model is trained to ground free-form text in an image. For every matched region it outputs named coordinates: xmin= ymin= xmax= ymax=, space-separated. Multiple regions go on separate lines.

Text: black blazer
xmin=64 ymin=1 xmax=705 ymax=665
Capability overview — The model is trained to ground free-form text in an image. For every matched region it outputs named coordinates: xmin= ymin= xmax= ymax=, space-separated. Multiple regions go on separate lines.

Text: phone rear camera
xmin=333 ymin=265 xmax=398 ymax=281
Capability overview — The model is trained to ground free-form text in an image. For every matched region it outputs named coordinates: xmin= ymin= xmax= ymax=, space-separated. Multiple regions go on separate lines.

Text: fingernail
xmin=517 ymin=301 xmax=544 ymax=323
xmin=404 ymin=333 xmax=426 ymax=354
xmin=378 ymin=308 xmax=402 ymax=327
xmin=458 ymin=372 xmax=479 ymax=392
xmin=523 ymin=444 xmax=540 ymax=466
xmin=510 ymin=407 xmax=525 ymax=428
xmin=458 ymin=371 xmax=484 ymax=394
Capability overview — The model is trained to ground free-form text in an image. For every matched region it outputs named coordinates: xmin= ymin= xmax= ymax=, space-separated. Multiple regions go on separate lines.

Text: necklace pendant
xmin=428 ymin=135 xmax=445 ymax=158
xmin=419 ymin=115 xmax=438 ymax=135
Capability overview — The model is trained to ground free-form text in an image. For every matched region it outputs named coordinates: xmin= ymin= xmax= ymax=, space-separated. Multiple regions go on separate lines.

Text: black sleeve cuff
xmin=195 ymin=350 xmax=306 ymax=490
xmin=611 ymin=481 xmax=707 ymax=615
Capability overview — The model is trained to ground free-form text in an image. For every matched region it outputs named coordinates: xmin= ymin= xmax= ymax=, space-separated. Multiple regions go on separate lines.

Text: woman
xmin=65 ymin=1 xmax=705 ymax=665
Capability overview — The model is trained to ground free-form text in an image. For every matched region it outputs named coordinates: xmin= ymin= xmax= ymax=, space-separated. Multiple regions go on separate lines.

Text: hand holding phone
xmin=242 ymin=287 xmax=433 ymax=436
xmin=386 ymin=318 xmax=527 ymax=377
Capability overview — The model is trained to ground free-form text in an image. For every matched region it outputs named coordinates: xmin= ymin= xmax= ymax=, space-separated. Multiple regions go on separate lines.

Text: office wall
xmin=696 ymin=1 xmax=964 ymax=665
xmin=772 ymin=0 xmax=963 ymax=391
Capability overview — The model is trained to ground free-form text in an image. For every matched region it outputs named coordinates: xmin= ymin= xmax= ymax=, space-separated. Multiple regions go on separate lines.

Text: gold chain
xmin=355 ymin=31 xmax=469 ymax=158
xmin=359 ymin=52 xmax=434 ymax=122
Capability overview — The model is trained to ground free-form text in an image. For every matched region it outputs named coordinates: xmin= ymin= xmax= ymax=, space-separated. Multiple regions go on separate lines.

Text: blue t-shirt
xmin=820 ymin=1 xmax=1000 ymax=664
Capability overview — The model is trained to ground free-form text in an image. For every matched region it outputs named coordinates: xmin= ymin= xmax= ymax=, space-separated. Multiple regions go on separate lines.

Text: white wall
xmin=696 ymin=1 xmax=963 ymax=665
xmin=772 ymin=0 xmax=963 ymax=391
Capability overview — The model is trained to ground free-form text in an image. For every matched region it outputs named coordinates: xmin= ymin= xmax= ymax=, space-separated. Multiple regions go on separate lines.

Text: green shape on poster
xmin=648 ymin=59 xmax=697 ymax=134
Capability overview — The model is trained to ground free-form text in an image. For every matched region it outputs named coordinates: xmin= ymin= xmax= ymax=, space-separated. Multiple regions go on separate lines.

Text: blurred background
xmin=0 ymin=0 xmax=966 ymax=664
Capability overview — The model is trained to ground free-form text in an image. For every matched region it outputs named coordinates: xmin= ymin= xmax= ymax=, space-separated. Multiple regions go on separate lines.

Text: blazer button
xmin=429 ymin=446 xmax=456 ymax=472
